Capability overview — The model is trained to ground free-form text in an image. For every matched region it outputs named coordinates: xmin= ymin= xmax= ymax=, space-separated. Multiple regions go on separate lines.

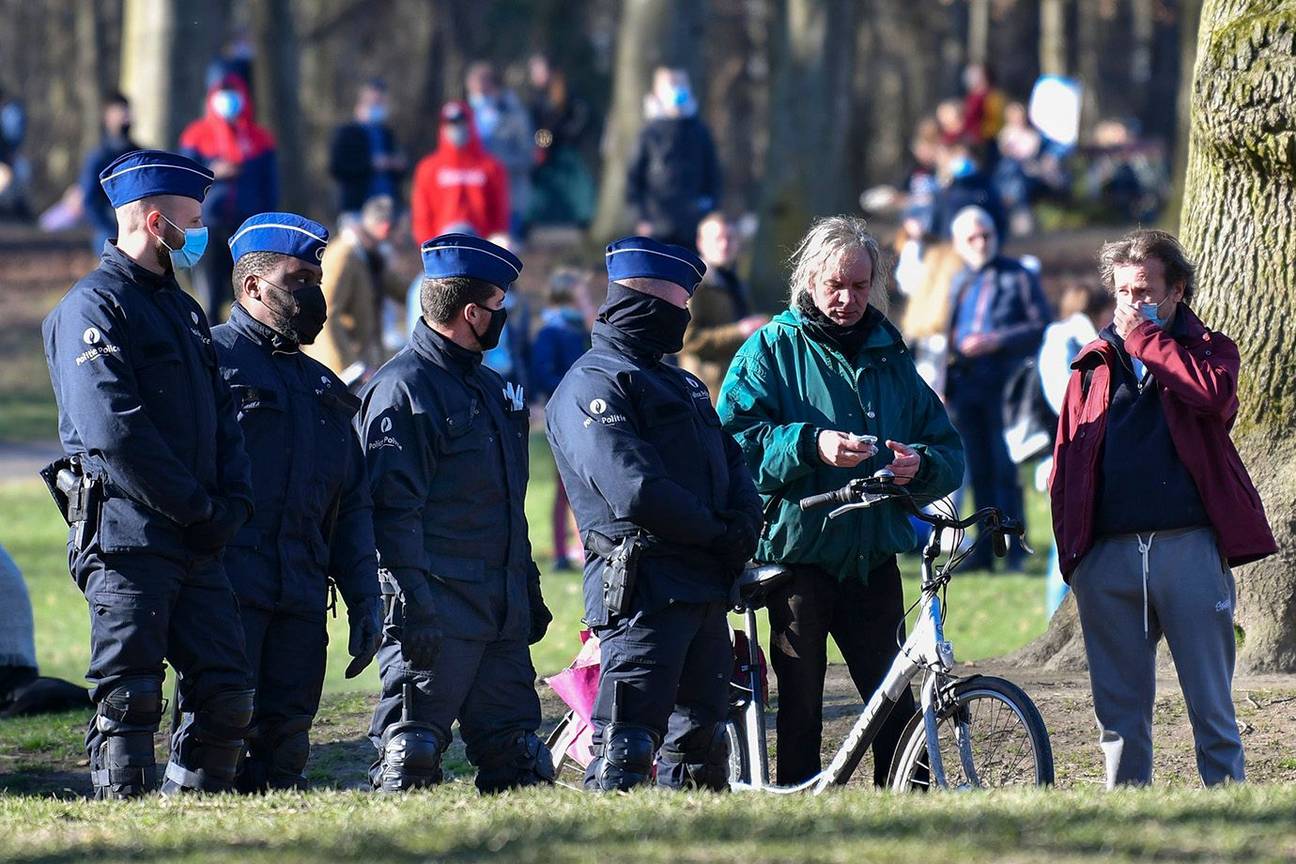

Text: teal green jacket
xmin=717 ymin=308 xmax=965 ymax=582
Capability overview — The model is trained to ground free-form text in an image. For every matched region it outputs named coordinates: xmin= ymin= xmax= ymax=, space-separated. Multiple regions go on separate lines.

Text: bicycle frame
xmin=731 ymin=520 xmax=958 ymax=794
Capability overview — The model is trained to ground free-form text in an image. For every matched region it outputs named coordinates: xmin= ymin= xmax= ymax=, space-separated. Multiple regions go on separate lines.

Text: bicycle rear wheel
xmin=888 ymin=675 xmax=1053 ymax=791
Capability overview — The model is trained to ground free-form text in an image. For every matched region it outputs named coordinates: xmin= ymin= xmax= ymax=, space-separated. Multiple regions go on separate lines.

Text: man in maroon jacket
xmin=1049 ymin=229 xmax=1276 ymax=788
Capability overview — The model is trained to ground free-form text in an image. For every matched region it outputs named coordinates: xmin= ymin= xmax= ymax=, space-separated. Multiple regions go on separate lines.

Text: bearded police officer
xmin=358 ymin=234 xmax=554 ymax=793
xmin=545 ymin=237 xmax=763 ymax=791
xmin=42 ymin=149 xmax=256 ymax=798
xmin=209 ymin=213 xmax=383 ymax=791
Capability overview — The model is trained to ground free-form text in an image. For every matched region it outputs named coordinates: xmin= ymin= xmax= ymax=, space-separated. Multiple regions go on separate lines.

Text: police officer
xmin=358 ymin=233 xmax=554 ymax=793
xmin=210 ymin=213 xmax=383 ymax=791
xmin=42 ymin=150 xmax=256 ymax=798
xmin=545 ymin=237 xmax=763 ymax=791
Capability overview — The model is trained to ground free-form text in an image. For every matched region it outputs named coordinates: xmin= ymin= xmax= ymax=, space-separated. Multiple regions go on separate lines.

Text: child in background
xmin=1038 ymin=280 xmax=1115 ymax=617
xmin=531 ymin=269 xmax=592 ymax=571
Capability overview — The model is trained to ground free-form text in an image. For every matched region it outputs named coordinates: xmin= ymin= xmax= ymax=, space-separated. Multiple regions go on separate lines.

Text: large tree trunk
xmin=1163 ymin=0 xmax=1204 ymax=230
xmin=1179 ymin=0 xmax=1296 ymax=672
xmin=589 ymin=0 xmax=705 ymax=243
xmin=120 ymin=0 xmax=227 ymax=149
xmin=1007 ymin=0 xmax=1296 ymax=674
xmin=748 ymin=0 xmax=860 ymax=309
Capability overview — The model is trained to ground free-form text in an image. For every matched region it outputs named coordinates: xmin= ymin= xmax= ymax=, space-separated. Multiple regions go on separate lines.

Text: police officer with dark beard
xmin=42 ymin=150 xmax=256 ymax=798
xmin=358 ymin=234 xmax=554 ymax=793
xmin=210 ymin=213 xmax=382 ymax=792
xmin=545 ymin=237 xmax=762 ymax=791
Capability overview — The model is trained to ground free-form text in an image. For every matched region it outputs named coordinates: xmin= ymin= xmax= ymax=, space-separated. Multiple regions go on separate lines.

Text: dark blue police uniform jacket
xmin=545 ymin=320 xmax=763 ymax=626
xmin=211 ymin=305 xmax=378 ymax=618
xmin=43 ymin=242 xmax=253 ymax=558
xmin=356 ymin=319 xmax=536 ymax=642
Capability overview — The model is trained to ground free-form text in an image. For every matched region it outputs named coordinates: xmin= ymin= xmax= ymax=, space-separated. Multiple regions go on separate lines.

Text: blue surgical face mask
xmin=212 ymin=89 xmax=243 ymax=120
xmin=159 ymin=214 xmax=209 ymax=270
xmin=1139 ymin=299 xmax=1168 ymax=327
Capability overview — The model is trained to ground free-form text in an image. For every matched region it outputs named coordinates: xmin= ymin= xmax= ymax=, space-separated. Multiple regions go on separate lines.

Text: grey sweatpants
xmin=1072 ymin=527 xmax=1244 ymax=788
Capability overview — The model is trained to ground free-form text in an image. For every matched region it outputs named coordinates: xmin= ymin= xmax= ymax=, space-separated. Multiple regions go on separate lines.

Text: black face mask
xmin=599 ymin=282 xmax=692 ymax=356
xmin=469 ymin=303 xmax=508 ymax=351
xmin=797 ymin=293 xmax=880 ymax=358
xmin=260 ymin=278 xmax=328 ymax=345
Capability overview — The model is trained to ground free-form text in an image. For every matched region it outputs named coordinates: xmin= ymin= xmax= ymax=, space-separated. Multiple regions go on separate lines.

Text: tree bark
xmin=1163 ymin=0 xmax=1203 ymax=230
xmin=589 ymin=0 xmax=705 ymax=243
xmin=748 ymin=0 xmax=860 ymax=309
xmin=1179 ymin=0 xmax=1296 ymax=672
xmin=1008 ymin=0 xmax=1296 ymax=674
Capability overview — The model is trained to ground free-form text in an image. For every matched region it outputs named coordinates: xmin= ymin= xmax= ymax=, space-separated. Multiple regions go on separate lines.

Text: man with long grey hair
xmin=718 ymin=215 xmax=964 ymax=785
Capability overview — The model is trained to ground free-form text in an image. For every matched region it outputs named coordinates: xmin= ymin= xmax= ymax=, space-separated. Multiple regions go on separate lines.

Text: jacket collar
xmin=410 ymin=317 xmax=483 ymax=376
xmin=227 ymin=302 xmax=299 ymax=354
xmin=773 ymin=306 xmax=903 ymax=357
xmin=100 ymin=241 xmax=178 ymax=294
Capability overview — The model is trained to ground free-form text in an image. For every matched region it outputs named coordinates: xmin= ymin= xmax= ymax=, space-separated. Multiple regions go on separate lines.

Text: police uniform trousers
xmin=75 ymin=543 xmax=252 ymax=766
xmin=586 ymin=599 xmax=731 ymax=788
xmin=231 ymin=604 xmax=327 ymax=789
xmin=368 ymin=572 xmax=542 ymax=789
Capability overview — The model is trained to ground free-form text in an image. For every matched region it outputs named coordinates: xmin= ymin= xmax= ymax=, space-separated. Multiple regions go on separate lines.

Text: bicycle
xmin=546 ymin=468 xmax=1054 ymax=792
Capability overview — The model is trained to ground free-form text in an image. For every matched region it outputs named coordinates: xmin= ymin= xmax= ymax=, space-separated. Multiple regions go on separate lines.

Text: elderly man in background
xmin=945 ymin=205 xmax=1050 ymax=571
xmin=1051 ymin=229 xmax=1275 ymax=788
xmin=306 ymin=194 xmax=403 ymax=379
xmin=678 ymin=213 xmax=768 ymax=402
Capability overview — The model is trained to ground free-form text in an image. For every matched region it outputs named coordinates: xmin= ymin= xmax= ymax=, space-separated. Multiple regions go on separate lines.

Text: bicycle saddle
xmin=732 ymin=563 xmax=793 ymax=610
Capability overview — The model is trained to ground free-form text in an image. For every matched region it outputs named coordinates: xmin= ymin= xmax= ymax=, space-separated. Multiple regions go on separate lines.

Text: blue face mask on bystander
xmin=1139 ymin=299 xmax=1168 ymax=328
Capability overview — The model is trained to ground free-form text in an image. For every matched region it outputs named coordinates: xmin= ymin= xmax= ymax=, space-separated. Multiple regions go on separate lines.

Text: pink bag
xmin=544 ymin=631 xmax=601 ymax=766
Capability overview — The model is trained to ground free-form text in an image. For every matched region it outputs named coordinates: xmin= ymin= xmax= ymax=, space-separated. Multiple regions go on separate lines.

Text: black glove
xmin=389 ymin=568 xmax=442 ymax=670
xmin=527 ymin=566 xmax=553 ymax=645
xmin=713 ymin=509 xmax=759 ymax=571
xmin=344 ymin=595 xmax=383 ymax=678
xmin=184 ymin=497 xmax=250 ymax=554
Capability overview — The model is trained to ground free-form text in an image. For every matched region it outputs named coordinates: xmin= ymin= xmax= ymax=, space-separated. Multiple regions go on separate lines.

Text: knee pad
xmin=375 ymin=721 xmax=447 ymax=792
xmin=475 ymin=731 xmax=555 ymax=794
xmin=594 ymin=723 xmax=659 ymax=792
xmin=162 ymin=688 xmax=256 ymax=795
xmin=661 ymin=723 xmax=729 ymax=792
xmin=241 ymin=714 xmax=313 ymax=792
xmin=90 ymin=677 xmax=164 ymax=800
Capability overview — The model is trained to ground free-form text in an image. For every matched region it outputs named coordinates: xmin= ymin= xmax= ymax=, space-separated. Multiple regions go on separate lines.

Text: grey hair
xmin=1098 ymin=228 xmax=1197 ymax=302
xmin=950 ymin=205 xmax=996 ymax=241
xmin=787 ymin=215 xmax=889 ymax=315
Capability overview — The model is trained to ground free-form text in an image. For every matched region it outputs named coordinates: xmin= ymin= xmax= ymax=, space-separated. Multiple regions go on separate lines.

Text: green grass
xmin=0 ymin=785 xmax=1293 ymax=863
xmin=0 ymin=434 xmax=1049 ymax=692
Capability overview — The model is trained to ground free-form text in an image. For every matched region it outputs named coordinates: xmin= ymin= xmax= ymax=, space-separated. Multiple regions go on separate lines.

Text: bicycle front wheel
xmin=888 ymin=675 xmax=1053 ymax=791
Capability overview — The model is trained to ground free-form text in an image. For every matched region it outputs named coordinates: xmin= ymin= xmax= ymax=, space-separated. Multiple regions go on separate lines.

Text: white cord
xmin=1136 ymin=532 xmax=1157 ymax=638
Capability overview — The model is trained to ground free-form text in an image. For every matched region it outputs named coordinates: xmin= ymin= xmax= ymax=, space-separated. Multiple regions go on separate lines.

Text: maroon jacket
xmin=1049 ymin=305 xmax=1276 ymax=579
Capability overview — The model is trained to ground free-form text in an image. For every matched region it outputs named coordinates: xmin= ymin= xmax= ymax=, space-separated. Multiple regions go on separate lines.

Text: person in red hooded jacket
xmin=410 ymin=102 xmax=509 ymax=245
xmin=179 ymin=69 xmax=279 ymax=321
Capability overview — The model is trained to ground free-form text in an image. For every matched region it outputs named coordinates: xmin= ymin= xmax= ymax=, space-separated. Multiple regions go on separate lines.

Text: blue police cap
xmin=98 ymin=149 xmax=214 ymax=209
xmin=420 ymin=233 xmax=522 ymax=289
xmin=228 ymin=212 xmax=330 ymax=264
xmin=605 ymin=236 xmax=706 ymax=295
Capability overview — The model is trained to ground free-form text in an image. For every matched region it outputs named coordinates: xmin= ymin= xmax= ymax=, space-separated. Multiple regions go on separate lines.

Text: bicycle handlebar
xmin=798 ymin=470 xmax=1027 ymax=555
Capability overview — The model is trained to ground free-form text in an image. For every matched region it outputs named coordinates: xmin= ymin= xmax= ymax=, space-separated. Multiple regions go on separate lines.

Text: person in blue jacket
xmin=42 ymin=149 xmax=256 ymax=798
xmin=77 ymin=93 xmax=139 ymax=253
xmin=210 ymin=213 xmax=383 ymax=791
xmin=545 ymin=237 xmax=763 ymax=791
xmin=357 ymin=233 xmax=554 ymax=793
